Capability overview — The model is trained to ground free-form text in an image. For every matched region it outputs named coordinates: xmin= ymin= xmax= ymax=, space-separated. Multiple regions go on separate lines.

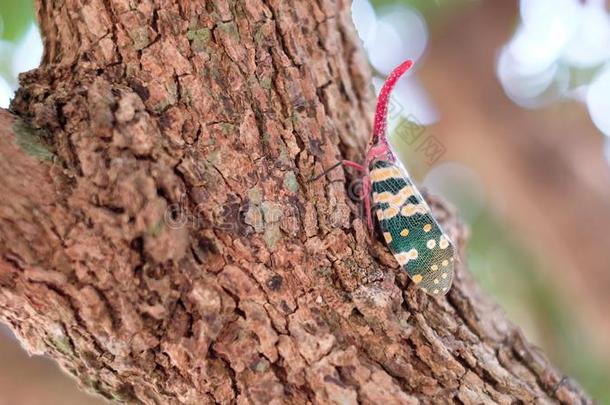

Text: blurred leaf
xmin=0 ymin=1 xmax=34 ymax=41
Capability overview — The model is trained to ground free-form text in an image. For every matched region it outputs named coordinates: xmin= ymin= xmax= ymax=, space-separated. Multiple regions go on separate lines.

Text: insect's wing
xmin=369 ymin=159 xmax=455 ymax=295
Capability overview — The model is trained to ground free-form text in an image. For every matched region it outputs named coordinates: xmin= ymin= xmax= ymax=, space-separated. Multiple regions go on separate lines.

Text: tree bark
xmin=0 ymin=0 xmax=592 ymax=404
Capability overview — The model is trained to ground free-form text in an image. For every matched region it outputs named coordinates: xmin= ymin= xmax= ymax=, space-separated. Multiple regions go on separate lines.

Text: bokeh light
xmin=0 ymin=74 xmax=11 ymax=108
xmin=498 ymin=0 xmax=610 ymax=152
xmin=12 ymin=24 xmax=42 ymax=76
xmin=0 ymin=23 xmax=42 ymax=108
xmin=351 ymin=0 xmax=377 ymax=49
xmin=587 ymin=64 xmax=610 ymax=137
xmin=372 ymin=5 xmax=428 ymax=75
xmin=351 ymin=0 xmax=435 ymax=125
xmin=562 ymin=1 xmax=610 ymax=68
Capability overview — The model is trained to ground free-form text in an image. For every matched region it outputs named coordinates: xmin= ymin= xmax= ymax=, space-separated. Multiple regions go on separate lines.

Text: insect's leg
xmin=309 ymin=160 xmax=366 ymax=182
xmin=310 ymin=160 xmax=374 ymax=235
xmin=341 ymin=160 xmax=366 ymax=172
xmin=362 ymin=175 xmax=374 ymax=235
xmin=310 ymin=161 xmax=342 ymax=182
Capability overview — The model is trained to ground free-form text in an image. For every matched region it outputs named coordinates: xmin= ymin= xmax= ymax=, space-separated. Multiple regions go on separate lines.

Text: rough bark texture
xmin=0 ymin=0 xmax=593 ymax=404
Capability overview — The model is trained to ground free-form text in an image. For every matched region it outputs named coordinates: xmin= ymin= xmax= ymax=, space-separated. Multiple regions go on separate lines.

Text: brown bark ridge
xmin=0 ymin=0 xmax=592 ymax=404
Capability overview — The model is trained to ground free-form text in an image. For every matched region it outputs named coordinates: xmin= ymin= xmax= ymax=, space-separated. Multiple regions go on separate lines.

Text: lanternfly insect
xmin=317 ymin=60 xmax=455 ymax=295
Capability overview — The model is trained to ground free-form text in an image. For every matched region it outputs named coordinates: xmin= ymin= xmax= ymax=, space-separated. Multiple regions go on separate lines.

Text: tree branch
xmin=0 ymin=0 xmax=592 ymax=403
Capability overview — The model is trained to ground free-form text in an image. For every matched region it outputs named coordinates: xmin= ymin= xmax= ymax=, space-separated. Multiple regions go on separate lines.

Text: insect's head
xmin=365 ymin=141 xmax=393 ymax=168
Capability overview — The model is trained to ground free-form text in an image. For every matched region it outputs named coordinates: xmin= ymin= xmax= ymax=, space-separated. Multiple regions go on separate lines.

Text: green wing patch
xmin=369 ymin=159 xmax=455 ymax=295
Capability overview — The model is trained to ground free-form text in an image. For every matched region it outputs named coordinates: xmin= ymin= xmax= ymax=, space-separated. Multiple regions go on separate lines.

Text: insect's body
xmin=369 ymin=158 xmax=455 ymax=295
xmin=315 ymin=59 xmax=456 ymax=295
xmin=362 ymin=60 xmax=456 ymax=296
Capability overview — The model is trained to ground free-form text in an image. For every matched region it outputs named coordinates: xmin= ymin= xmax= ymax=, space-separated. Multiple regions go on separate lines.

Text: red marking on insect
xmin=371 ymin=60 xmax=414 ymax=151
xmin=311 ymin=60 xmax=414 ymax=235
xmin=350 ymin=60 xmax=414 ymax=233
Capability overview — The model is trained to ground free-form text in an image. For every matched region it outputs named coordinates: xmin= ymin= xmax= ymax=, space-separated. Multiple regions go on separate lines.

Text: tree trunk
xmin=0 ymin=0 xmax=592 ymax=403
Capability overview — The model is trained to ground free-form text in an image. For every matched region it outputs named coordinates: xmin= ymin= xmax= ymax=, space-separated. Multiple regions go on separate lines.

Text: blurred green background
xmin=0 ymin=2 xmax=33 ymax=40
xmin=0 ymin=1 xmax=34 ymax=79
xmin=1 ymin=0 xmax=610 ymax=403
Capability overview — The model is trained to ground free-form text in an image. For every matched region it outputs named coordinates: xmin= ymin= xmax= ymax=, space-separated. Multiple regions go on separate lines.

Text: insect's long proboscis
xmin=372 ymin=59 xmax=414 ymax=147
